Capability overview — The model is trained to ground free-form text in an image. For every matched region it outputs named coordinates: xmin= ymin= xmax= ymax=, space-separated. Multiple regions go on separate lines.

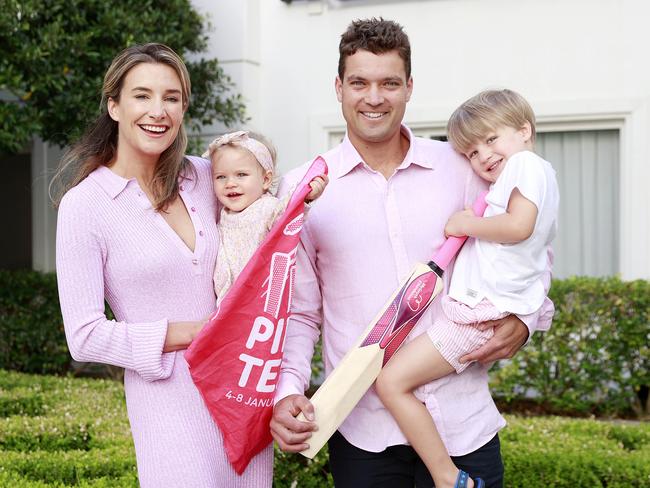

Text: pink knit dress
xmin=55 ymin=156 xmax=273 ymax=487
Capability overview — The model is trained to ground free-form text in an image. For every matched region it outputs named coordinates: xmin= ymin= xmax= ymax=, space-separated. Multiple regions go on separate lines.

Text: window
xmin=536 ymin=129 xmax=619 ymax=278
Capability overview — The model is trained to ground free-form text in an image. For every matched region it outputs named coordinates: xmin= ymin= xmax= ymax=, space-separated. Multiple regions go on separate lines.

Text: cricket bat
xmin=297 ymin=192 xmax=488 ymax=458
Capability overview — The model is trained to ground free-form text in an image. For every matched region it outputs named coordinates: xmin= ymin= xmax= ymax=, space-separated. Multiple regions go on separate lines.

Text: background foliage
xmin=0 ymin=271 xmax=68 ymax=375
xmin=0 ymin=0 xmax=246 ymax=154
xmin=1 ymin=271 xmax=649 ymax=419
xmin=491 ymin=276 xmax=650 ymax=418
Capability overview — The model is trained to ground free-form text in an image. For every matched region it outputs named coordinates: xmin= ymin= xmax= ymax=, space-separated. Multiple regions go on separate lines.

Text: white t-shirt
xmin=448 ymin=150 xmax=559 ymax=314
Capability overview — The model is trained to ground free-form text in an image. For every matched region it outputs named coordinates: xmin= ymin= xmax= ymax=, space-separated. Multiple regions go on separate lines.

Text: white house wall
xmin=192 ymin=0 xmax=650 ymax=280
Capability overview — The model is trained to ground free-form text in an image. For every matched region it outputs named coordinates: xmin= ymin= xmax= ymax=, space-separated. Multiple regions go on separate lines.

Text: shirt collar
xmin=334 ymin=124 xmax=435 ymax=179
xmin=89 ymin=165 xmax=133 ymax=199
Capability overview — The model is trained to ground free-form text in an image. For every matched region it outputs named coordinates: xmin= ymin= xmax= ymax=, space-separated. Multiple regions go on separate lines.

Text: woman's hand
xmin=163 ymin=318 xmax=209 ymax=352
xmin=305 ymin=175 xmax=329 ymax=202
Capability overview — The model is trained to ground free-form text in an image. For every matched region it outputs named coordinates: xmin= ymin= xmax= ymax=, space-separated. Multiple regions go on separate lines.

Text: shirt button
xmin=180 ymin=185 xmax=185 ymax=191
xmin=199 ymin=230 xmax=204 ymax=236
xmin=191 ymin=206 xmax=196 ymax=212
xmin=192 ymin=259 xmax=199 ymax=265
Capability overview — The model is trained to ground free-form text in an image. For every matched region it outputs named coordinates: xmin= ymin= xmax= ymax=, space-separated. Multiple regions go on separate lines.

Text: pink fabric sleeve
xmin=56 ymin=194 xmax=174 ymax=382
xmin=274 ymin=171 xmax=321 ymax=402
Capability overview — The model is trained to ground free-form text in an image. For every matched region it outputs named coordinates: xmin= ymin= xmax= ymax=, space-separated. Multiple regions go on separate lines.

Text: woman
xmin=51 ymin=43 xmax=272 ymax=487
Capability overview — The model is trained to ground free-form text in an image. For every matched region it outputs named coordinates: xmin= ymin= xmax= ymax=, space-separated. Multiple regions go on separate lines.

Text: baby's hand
xmin=444 ymin=208 xmax=475 ymax=237
xmin=305 ymin=175 xmax=329 ymax=202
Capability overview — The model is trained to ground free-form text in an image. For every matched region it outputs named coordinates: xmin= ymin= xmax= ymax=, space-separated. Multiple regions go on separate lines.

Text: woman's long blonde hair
xmin=50 ymin=43 xmax=194 ymax=210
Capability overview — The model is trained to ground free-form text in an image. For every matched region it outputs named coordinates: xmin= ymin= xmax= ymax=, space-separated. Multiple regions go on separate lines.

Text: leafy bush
xmin=0 ymin=0 xmax=246 ymax=154
xmin=0 ymin=388 xmax=44 ymax=417
xmin=1 ymin=370 xmax=649 ymax=487
xmin=501 ymin=416 xmax=650 ymax=487
xmin=491 ymin=276 xmax=650 ymax=418
xmin=0 ymin=271 xmax=69 ymax=374
xmin=273 ymin=446 xmax=332 ymax=488
xmin=0 ymin=370 xmax=137 ymax=486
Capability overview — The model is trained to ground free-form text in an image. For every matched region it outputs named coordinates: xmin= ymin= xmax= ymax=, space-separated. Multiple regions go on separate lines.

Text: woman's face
xmin=107 ymin=62 xmax=185 ymax=164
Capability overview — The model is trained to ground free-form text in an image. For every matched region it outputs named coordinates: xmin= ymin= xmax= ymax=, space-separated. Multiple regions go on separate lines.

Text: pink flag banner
xmin=185 ymin=157 xmax=327 ymax=474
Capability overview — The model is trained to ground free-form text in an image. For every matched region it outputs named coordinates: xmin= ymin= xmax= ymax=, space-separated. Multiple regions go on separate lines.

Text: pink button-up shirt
xmin=276 ymin=126 xmax=554 ymax=456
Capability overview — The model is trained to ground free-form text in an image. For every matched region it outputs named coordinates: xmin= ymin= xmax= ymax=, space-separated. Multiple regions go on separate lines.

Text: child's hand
xmin=444 ymin=208 xmax=475 ymax=237
xmin=305 ymin=175 xmax=329 ymax=202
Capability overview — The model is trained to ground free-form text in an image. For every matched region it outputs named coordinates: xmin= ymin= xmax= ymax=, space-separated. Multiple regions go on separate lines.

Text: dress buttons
xmin=191 ymin=206 xmax=196 ymax=212
xmin=180 ymin=185 xmax=185 ymax=191
xmin=192 ymin=259 xmax=199 ymax=265
xmin=199 ymin=230 xmax=204 ymax=236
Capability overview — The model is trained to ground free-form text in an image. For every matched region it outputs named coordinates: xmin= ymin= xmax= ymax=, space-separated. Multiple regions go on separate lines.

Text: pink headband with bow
xmin=202 ymin=130 xmax=274 ymax=174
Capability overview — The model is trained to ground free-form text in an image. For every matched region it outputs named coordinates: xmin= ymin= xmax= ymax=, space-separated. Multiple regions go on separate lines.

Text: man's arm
xmin=271 ymin=172 xmax=323 ymax=451
xmin=271 ymin=236 xmax=322 ymax=451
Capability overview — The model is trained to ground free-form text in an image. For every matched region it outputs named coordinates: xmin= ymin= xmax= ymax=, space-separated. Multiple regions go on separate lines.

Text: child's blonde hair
xmin=447 ymin=89 xmax=536 ymax=154
xmin=204 ymin=130 xmax=279 ymax=194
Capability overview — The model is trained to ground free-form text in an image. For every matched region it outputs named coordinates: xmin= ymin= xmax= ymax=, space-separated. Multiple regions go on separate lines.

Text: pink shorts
xmin=426 ymin=295 xmax=508 ymax=373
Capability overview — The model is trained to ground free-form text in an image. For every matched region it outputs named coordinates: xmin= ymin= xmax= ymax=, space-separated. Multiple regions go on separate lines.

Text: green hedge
xmin=1 ymin=370 xmax=648 ymax=487
xmin=0 ymin=271 xmax=69 ymax=374
xmin=1 ymin=270 xmax=649 ymax=417
xmin=491 ymin=276 xmax=650 ymax=418
xmin=501 ymin=416 xmax=650 ymax=487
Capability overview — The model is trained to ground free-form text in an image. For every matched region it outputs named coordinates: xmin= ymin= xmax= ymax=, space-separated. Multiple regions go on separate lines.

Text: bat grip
xmin=288 ymin=156 xmax=329 ymax=207
xmin=432 ymin=191 xmax=489 ymax=271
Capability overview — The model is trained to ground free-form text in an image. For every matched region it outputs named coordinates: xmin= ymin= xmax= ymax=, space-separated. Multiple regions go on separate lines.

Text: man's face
xmin=335 ymin=50 xmax=412 ymax=148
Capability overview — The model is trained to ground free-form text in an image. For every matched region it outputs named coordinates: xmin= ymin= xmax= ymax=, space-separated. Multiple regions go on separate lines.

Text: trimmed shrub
xmin=491 ymin=276 xmax=650 ymax=418
xmin=0 ymin=418 xmax=91 ymax=452
xmin=2 ymin=370 xmax=649 ymax=487
xmin=0 ymin=370 xmax=136 ymax=486
xmin=0 ymin=388 xmax=44 ymax=417
xmin=0 ymin=271 xmax=69 ymax=374
xmin=0 ymin=448 xmax=137 ymax=485
xmin=501 ymin=416 xmax=650 ymax=487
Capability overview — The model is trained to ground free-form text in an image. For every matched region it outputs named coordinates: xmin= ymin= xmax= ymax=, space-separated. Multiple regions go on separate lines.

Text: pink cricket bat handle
xmin=288 ymin=156 xmax=329 ymax=207
xmin=432 ymin=191 xmax=489 ymax=271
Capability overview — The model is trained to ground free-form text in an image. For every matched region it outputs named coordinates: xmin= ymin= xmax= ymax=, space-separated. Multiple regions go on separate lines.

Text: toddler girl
xmin=376 ymin=89 xmax=559 ymax=488
xmin=203 ymin=131 xmax=327 ymax=301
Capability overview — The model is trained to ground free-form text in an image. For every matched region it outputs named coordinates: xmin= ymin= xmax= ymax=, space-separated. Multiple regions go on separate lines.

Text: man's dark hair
xmin=338 ymin=18 xmax=411 ymax=80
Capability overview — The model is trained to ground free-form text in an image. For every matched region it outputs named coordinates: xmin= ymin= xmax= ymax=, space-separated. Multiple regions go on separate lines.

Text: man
xmin=271 ymin=18 xmax=553 ymax=488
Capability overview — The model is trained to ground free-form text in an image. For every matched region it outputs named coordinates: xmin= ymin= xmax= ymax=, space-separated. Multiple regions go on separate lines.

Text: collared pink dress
xmin=56 ymin=156 xmax=272 ymax=487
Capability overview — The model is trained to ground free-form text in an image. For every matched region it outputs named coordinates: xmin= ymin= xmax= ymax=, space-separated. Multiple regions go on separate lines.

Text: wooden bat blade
xmin=297 ymin=262 xmax=443 ymax=458
xmin=297 ymin=341 xmax=384 ymax=458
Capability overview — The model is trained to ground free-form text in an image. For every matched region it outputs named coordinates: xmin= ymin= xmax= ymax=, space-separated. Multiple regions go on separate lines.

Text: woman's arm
xmin=445 ymin=188 xmax=537 ymax=243
xmin=57 ymin=192 xmax=180 ymax=381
